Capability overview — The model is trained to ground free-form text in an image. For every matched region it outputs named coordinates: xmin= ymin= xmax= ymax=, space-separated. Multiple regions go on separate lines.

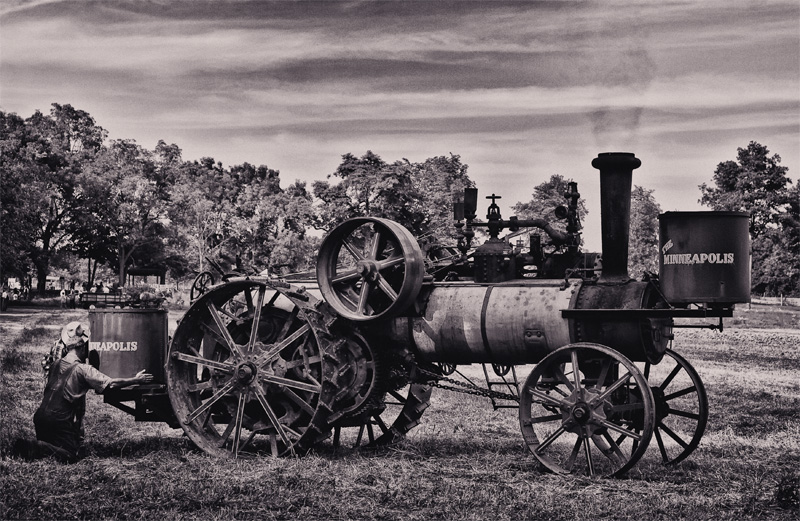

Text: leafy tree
xmin=699 ymin=141 xmax=791 ymax=238
xmin=76 ymin=139 xmax=173 ymax=286
xmin=0 ymin=104 xmax=107 ymax=294
xmin=0 ymin=112 xmax=38 ymax=281
xmin=512 ymin=174 xmax=588 ymax=243
xmin=699 ymin=141 xmax=797 ymax=296
xmin=403 ymin=154 xmax=472 ymax=243
xmin=750 ymin=183 xmax=800 ymax=296
xmin=628 ymin=185 xmax=661 ymax=280
xmin=312 ymin=151 xmax=473 ymax=244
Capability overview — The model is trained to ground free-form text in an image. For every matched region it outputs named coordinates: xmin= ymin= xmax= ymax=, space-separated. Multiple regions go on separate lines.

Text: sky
xmin=1 ymin=0 xmax=798 ymax=251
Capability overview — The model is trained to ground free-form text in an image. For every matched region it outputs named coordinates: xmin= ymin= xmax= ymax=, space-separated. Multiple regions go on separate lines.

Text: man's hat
xmin=61 ymin=321 xmax=90 ymax=348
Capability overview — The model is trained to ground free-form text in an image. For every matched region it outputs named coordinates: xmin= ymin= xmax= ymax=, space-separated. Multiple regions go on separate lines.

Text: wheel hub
xmin=571 ymin=402 xmax=591 ymax=424
xmin=356 ymin=260 xmax=380 ymax=283
xmin=234 ymin=362 xmax=256 ymax=384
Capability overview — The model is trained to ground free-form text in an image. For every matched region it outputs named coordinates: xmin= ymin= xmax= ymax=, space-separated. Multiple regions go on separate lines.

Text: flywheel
xmin=316 ymin=217 xmax=425 ymax=321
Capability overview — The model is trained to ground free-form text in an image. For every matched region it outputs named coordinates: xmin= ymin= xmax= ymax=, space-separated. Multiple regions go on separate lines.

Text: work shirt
xmin=48 ymin=351 xmax=112 ymax=408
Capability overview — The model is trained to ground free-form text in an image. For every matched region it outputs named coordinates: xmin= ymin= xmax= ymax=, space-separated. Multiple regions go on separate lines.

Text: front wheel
xmin=519 ymin=343 xmax=656 ymax=477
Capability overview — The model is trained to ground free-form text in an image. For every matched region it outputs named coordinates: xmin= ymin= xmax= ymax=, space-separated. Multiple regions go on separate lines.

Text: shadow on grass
xmin=83 ymin=434 xmax=197 ymax=459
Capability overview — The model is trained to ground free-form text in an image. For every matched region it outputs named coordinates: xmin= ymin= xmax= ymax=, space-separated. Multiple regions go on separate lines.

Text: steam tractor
xmin=91 ymin=152 xmax=751 ymax=477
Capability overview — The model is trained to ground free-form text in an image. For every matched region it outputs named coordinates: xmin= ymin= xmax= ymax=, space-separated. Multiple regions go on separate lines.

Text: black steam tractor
xmin=91 ymin=152 xmax=751 ymax=477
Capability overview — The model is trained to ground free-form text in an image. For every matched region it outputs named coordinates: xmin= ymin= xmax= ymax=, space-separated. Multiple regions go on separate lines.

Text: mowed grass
xmin=1 ymin=304 xmax=798 ymax=520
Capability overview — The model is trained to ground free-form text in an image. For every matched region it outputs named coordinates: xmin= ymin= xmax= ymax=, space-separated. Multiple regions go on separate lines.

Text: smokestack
xmin=592 ymin=152 xmax=641 ymax=283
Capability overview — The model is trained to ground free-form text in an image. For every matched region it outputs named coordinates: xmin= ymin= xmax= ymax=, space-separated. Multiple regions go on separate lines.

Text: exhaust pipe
xmin=592 ymin=152 xmax=641 ymax=283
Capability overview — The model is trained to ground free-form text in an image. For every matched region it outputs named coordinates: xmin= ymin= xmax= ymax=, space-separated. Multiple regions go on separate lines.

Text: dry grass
xmin=1 ymin=304 xmax=798 ymax=520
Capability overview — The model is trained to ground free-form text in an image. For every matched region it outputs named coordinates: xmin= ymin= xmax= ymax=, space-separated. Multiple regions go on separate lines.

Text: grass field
xmin=1 ymin=304 xmax=798 ymax=520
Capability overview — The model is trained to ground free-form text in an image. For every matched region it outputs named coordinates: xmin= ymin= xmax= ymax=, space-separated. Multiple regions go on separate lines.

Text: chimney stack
xmin=592 ymin=152 xmax=641 ymax=283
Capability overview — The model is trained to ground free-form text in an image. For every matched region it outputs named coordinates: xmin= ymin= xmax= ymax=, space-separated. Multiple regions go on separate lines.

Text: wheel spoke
xmin=247 ymin=286 xmax=266 ymax=353
xmin=667 ymin=408 xmax=701 ymax=420
xmin=528 ymin=413 xmax=562 ymax=424
xmin=277 ymin=307 xmax=299 ymax=342
xmin=206 ymin=301 xmax=246 ymax=360
xmin=331 ymin=269 xmax=361 ymax=284
xmin=528 ymin=387 xmax=567 ymax=408
xmin=173 ymin=352 xmax=234 ymax=373
xmin=597 ymin=418 xmax=644 ymax=441
xmin=536 ymin=425 xmax=567 ymax=453
xmin=279 ymin=387 xmax=316 ymax=415
xmin=374 ymin=414 xmax=390 ymax=434
xmin=658 ymin=422 xmax=690 ymax=449
xmin=388 ymin=389 xmax=408 ymax=404
xmin=597 ymin=432 xmax=627 ymax=467
xmin=553 ymin=366 xmax=574 ymax=392
xmin=257 ymin=324 xmax=310 ymax=367
xmin=260 ymin=374 xmax=321 ymax=394
xmin=284 ymin=355 xmax=321 ymax=370
xmin=376 ymin=277 xmax=399 ymax=301
xmin=185 ymin=379 xmax=236 ymax=423
xmin=232 ymin=392 xmax=247 ymax=456
xmin=583 ymin=428 xmax=595 ymax=476
xmin=356 ymin=282 xmax=371 ymax=315
xmin=368 ymin=231 xmax=382 ymax=260
xmin=253 ymin=385 xmax=293 ymax=449
xmin=654 ymin=427 xmax=669 ymax=462
xmin=566 ymin=436 xmax=582 ymax=471
xmin=659 ymin=363 xmax=682 ymax=390
xmin=594 ymin=358 xmax=612 ymax=391
xmin=342 ymin=239 xmax=364 ymax=261
xmin=663 ymin=385 xmax=697 ymax=401
xmin=378 ymin=256 xmax=404 ymax=270
xmin=570 ymin=350 xmax=582 ymax=397
xmin=590 ymin=370 xmax=633 ymax=406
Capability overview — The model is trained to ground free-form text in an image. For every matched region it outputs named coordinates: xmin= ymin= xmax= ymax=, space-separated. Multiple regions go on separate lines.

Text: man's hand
xmin=135 ymin=370 xmax=154 ymax=383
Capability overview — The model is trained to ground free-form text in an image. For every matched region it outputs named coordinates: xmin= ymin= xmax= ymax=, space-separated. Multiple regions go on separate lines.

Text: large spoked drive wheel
xmin=519 ymin=343 xmax=656 ymax=477
xmin=639 ymin=349 xmax=708 ymax=465
xmin=316 ymin=217 xmax=425 ymax=321
xmin=167 ymin=279 xmax=338 ymax=458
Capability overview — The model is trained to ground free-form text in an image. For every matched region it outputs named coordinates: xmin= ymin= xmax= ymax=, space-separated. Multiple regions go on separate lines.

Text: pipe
xmin=591 ymin=152 xmax=641 ymax=282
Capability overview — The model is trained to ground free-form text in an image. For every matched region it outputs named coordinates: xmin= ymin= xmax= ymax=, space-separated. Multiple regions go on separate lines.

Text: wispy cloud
xmin=1 ymin=0 xmax=798 ymax=250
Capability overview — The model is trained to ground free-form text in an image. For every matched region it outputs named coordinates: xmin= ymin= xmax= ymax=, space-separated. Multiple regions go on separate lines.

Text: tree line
xmin=0 ymin=104 xmax=472 ymax=295
xmin=1 ymin=104 xmax=797 ymax=297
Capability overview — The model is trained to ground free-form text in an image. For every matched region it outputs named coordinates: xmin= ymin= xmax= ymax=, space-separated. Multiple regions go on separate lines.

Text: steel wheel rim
xmin=316 ymin=217 xmax=424 ymax=321
xmin=167 ymin=279 xmax=336 ymax=458
xmin=519 ymin=342 xmax=656 ymax=477
xmin=640 ymin=348 xmax=708 ymax=465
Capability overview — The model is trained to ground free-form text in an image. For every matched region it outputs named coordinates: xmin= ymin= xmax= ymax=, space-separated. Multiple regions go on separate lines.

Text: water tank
xmin=658 ymin=211 xmax=750 ymax=305
xmin=88 ymin=308 xmax=168 ymax=382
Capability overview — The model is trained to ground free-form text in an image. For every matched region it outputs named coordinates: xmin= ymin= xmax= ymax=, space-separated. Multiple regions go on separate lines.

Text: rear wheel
xmin=639 ymin=348 xmax=708 ymax=465
xmin=167 ymin=279 xmax=338 ymax=457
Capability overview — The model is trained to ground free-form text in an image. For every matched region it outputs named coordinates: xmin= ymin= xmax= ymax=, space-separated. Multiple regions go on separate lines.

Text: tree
xmin=76 ymin=140 xmax=173 ymax=286
xmin=699 ymin=142 xmax=798 ymax=296
xmin=699 ymin=141 xmax=791 ymax=238
xmin=628 ymin=186 xmax=661 ymax=280
xmin=1 ymin=104 xmax=107 ymax=294
xmin=0 ymin=112 xmax=39 ymax=282
xmin=404 ymin=154 xmax=472 ymax=243
xmin=312 ymin=151 xmax=473 ymax=244
xmin=512 ymin=174 xmax=588 ymax=243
